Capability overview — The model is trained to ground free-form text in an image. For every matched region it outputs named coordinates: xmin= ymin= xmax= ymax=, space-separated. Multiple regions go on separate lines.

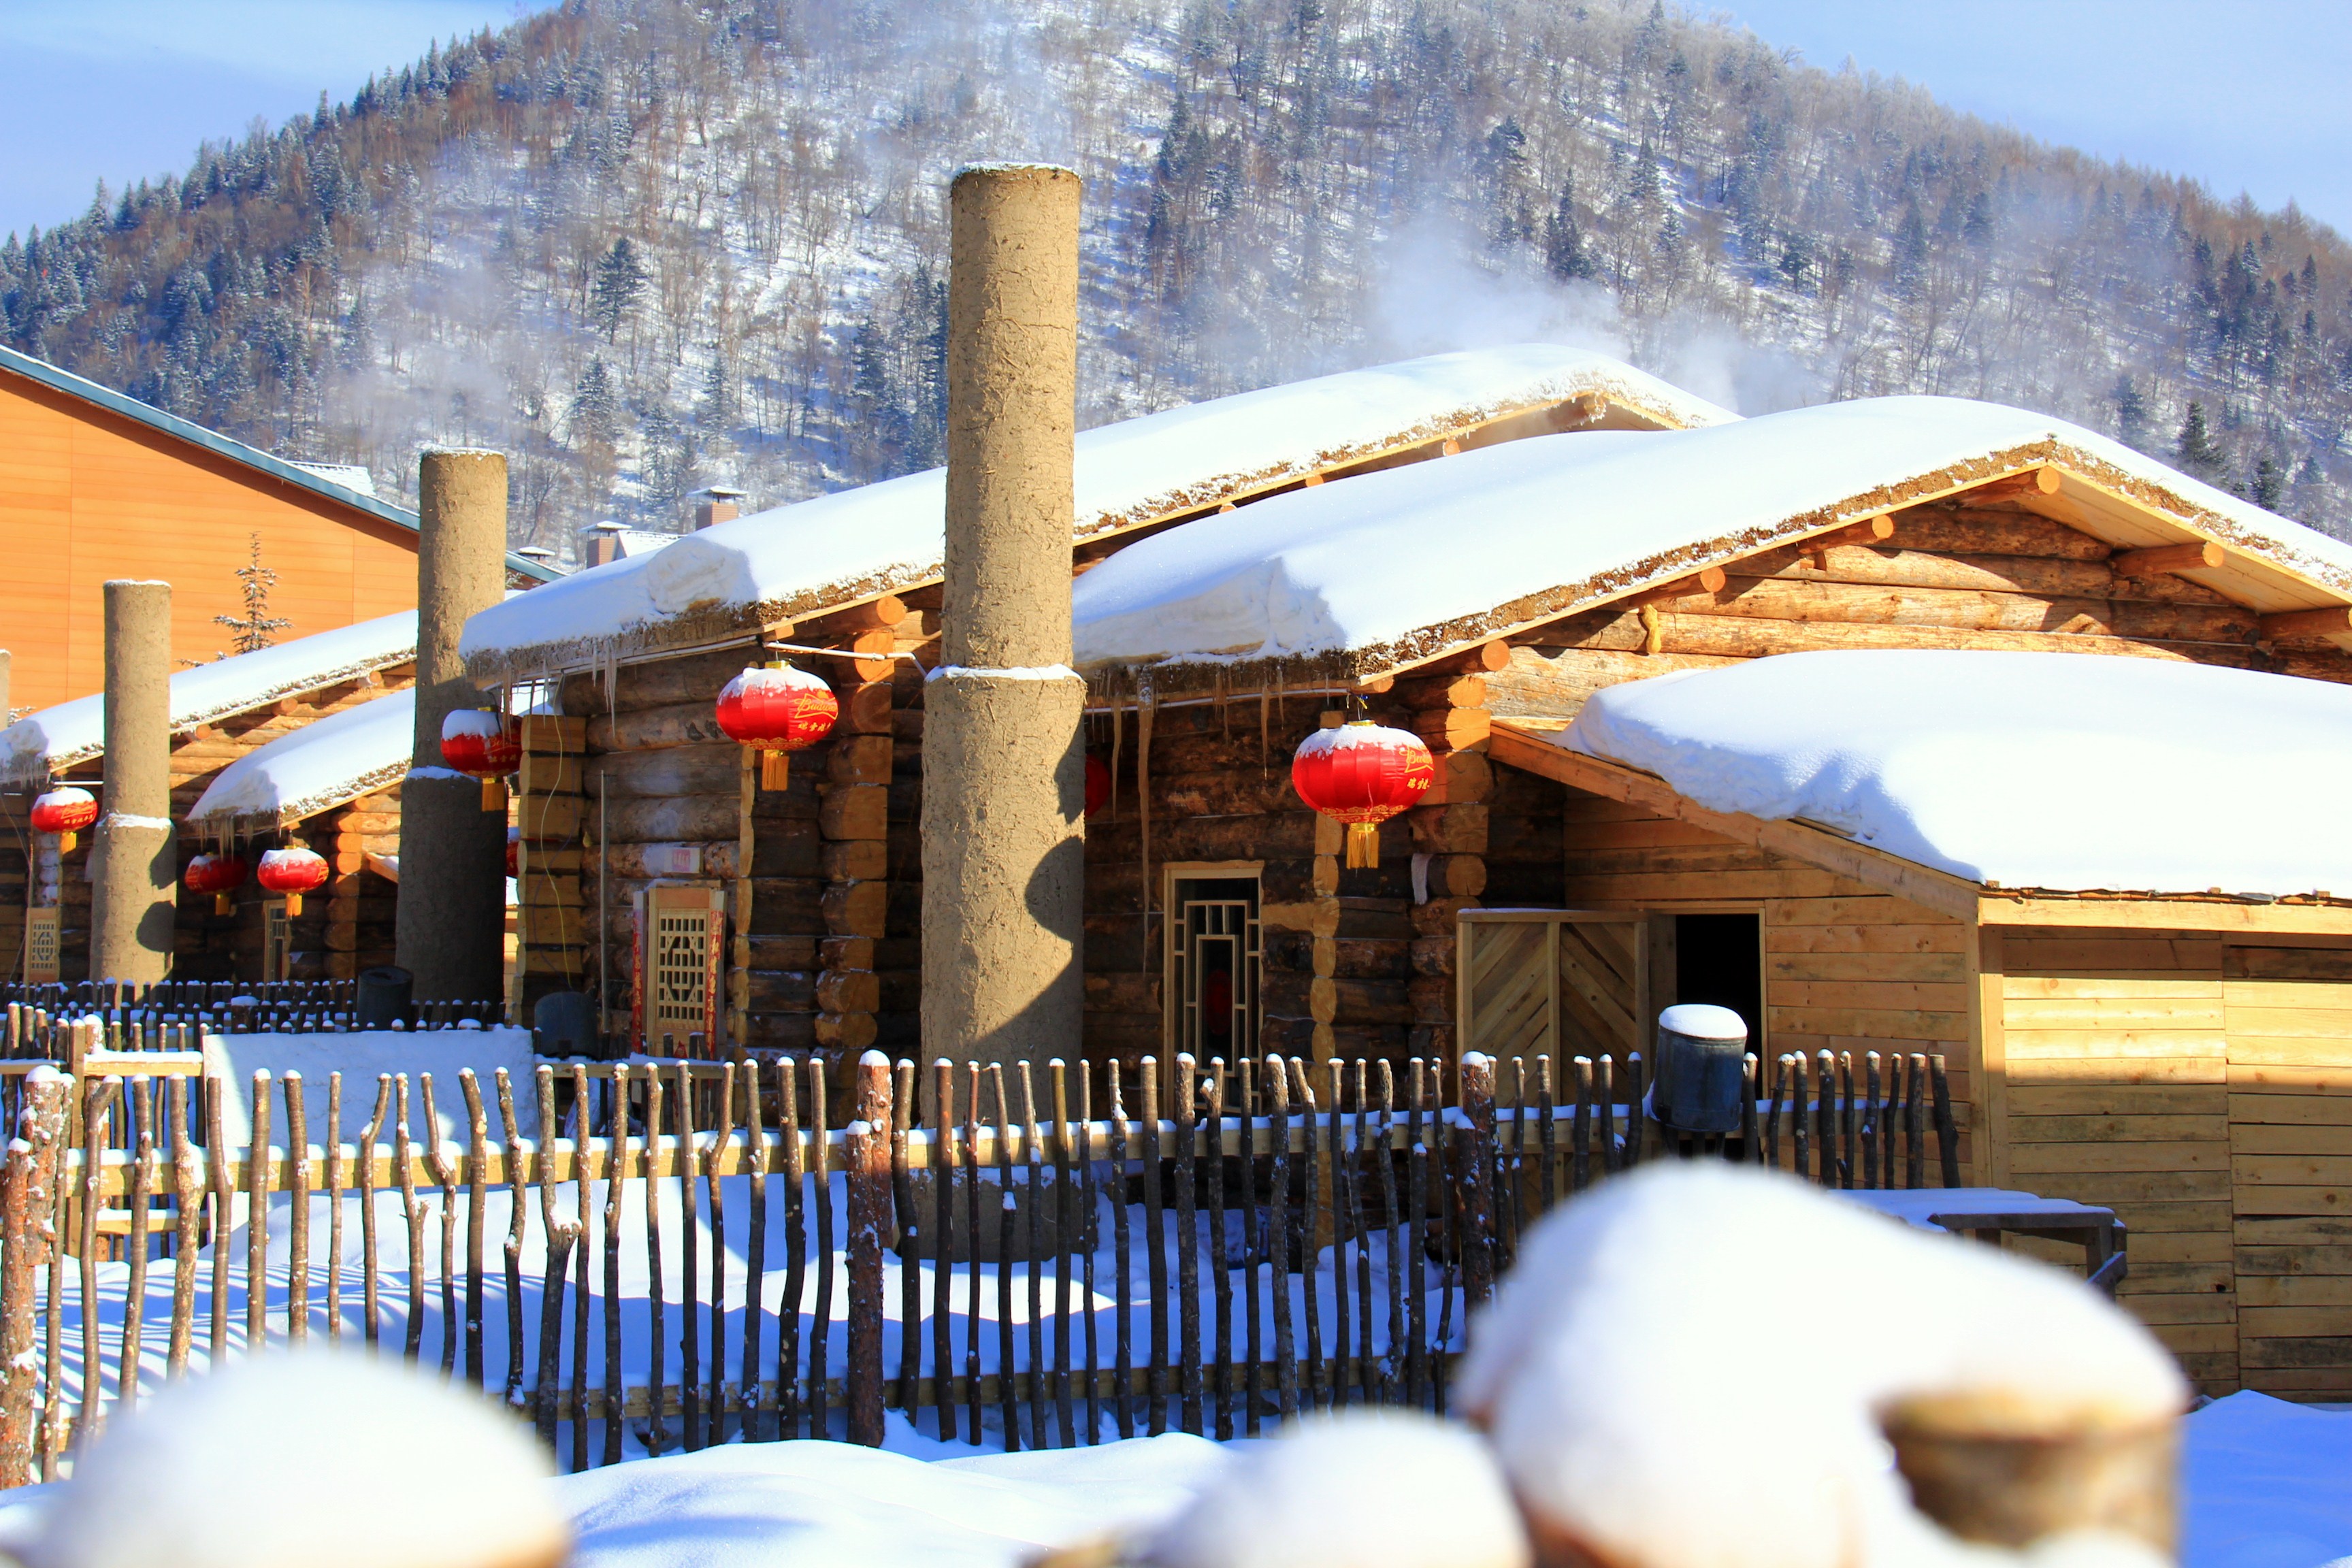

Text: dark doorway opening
xmin=1674 ymin=912 xmax=1763 ymax=1050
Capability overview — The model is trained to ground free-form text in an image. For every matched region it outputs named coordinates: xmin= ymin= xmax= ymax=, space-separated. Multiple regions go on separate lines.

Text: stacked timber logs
xmin=808 ymin=597 xmax=905 ymax=1060
xmin=325 ymin=790 xmax=402 ymax=981
xmin=567 ymin=649 xmax=761 ymax=1051
xmin=1487 ymin=502 xmax=2352 ymax=723
xmin=515 ymin=717 xmax=587 ymax=1016
xmin=1399 ymin=650 xmax=1504 ymax=1060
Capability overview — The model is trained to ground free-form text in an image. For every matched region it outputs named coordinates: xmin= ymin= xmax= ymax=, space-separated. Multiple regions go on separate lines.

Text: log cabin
xmin=1064 ymin=389 xmax=2352 ymax=1401
xmin=0 ymin=344 xmax=559 ymax=716
xmin=457 ymin=346 xmax=1732 ymax=1058
xmin=1 ymin=615 xmax=420 ymax=984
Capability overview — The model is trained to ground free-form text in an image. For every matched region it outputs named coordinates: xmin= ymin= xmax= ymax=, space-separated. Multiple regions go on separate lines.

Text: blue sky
xmin=2 ymin=1 xmax=2349 ymax=241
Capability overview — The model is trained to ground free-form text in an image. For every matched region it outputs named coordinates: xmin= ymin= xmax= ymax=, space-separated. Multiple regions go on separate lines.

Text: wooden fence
xmin=3 ymin=981 xmax=504 ymax=1041
xmin=0 ymin=1044 xmax=1959 ymax=1486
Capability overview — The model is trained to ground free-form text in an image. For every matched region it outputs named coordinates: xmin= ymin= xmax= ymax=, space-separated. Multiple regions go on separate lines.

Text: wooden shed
xmin=0 ymin=344 xmax=557 ymax=715
xmin=1060 ymin=387 xmax=2352 ymax=1401
xmin=456 ymin=346 xmax=1730 ymax=1072
xmin=2 ymin=615 xmax=420 ymax=985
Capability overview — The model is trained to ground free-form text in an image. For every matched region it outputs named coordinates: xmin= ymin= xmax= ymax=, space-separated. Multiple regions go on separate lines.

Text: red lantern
xmin=1084 ymin=753 xmax=1111 ymax=817
xmin=31 ymin=787 xmax=97 ymax=854
xmin=715 ymin=662 xmax=838 ymax=791
xmin=257 ymin=845 xmax=329 ymax=918
xmin=1291 ymin=721 xmax=1434 ymax=868
xmin=184 ymin=851 xmax=248 ymax=915
xmin=441 ymin=709 xmax=522 ymax=812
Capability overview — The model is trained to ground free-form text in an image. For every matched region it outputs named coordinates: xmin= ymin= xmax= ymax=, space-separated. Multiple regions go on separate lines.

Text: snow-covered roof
xmin=1 ymin=612 xmax=416 ymax=787
xmin=185 ymin=687 xmax=414 ymax=833
xmin=1550 ymin=649 xmax=2352 ymax=899
xmin=461 ymin=346 xmax=1733 ymax=683
xmin=1070 ymin=394 xmax=2352 ymax=685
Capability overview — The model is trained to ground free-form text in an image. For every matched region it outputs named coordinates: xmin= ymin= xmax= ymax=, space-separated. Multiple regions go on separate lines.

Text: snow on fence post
xmin=0 ymin=1070 xmax=68 ymax=1488
xmin=846 ymin=1050 xmax=892 ymax=1447
xmin=1457 ymin=1052 xmax=1499 ymax=1314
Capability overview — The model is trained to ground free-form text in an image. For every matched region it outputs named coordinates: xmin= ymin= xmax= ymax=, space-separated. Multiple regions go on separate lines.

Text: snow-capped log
xmin=1460 ymin=1165 xmax=2185 ymax=1568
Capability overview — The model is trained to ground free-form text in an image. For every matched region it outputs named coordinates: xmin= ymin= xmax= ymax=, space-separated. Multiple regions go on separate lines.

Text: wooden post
xmin=1458 ymin=1051 xmax=1498 ymax=1313
xmin=0 ymin=1069 xmax=67 ymax=1488
xmin=89 ymin=581 xmax=174 ymax=983
xmin=1884 ymin=1394 xmax=2176 ymax=1554
xmin=845 ymin=1051 xmax=892 ymax=1446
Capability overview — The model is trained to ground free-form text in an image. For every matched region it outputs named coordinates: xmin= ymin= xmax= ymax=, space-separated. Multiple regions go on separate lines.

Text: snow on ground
xmin=184 ymin=689 xmax=415 ymax=833
xmin=1068 ymin=395 xmax=2352 ymax=681
xmin=461 ymin=346 xmax=1730 ymax=681
xmin=199 ymin=1026 xmax=542 ymax=1145
xmin=1556 ymin=649 xmax=2352 ymax=898
xmin=2183 ymin=1391 xmax=2352 ymax=1568
xmin=0 ymin=613 xmax=417 ymax=785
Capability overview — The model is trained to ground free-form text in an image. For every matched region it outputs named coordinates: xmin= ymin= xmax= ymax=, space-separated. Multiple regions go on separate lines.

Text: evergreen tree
xmin=2175 ymin=402 xmax=2226 ymax=483
xmin=212 ymin=534 xmax=292 ymax=654
xmin=2251 ymin=454 xmax=2284 ymax=511
xmin=590 ymin=238 xmax=646 ymax=340
xmin=1544 ymin=178 xmax=1592 ymax=282
xmin=571 ymin=359 xmax=620 ymax=446
xmin=2112 ymin=375 xmax=2148 ymax=450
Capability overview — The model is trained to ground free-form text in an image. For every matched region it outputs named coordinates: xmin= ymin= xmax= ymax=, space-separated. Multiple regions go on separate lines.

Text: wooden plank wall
xmin=0 ymin=373 xmax=423 ymax=713
xmin=1486 ymin=502 xmax=2352 ymax=727
xmin=1988 ymin=928 xmax=2236 ymax=1393
xmin=2223 ymin=936 xmax=2352 ymax=1399
xmin=1552 ymin=785 xmax=1976 ymax=1169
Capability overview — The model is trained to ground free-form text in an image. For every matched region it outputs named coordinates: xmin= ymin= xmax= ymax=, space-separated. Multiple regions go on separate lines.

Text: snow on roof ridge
xmin=2 ymin=611 xmax=417 ymax=785
xmin=1554 ymin=649 xmax=2352 ymax=900
xmin=460 ymin=345 xmax=1732 ymax=685
xmin=186 ymin=687 xmax=416 ymax=834
xmin=1069 ymin=393 xmax=2352 ymax=687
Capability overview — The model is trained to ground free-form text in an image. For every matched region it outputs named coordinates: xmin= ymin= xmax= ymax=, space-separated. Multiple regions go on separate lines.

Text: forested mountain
xmin=5 ymin=0 xmax=2349 ymax=553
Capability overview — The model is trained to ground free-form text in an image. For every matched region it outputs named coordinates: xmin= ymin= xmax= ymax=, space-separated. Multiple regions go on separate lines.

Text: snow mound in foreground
xmin=1145 ymin=1410 xmax=1526 ymax=1568
xmin=1462 ymin=1164 xmax=2184 ymax=1568
xmin=1563 ymin=649 xmax=2352 ymax=897
xmin=22 ymin=1352 xmax=564 ymax=1568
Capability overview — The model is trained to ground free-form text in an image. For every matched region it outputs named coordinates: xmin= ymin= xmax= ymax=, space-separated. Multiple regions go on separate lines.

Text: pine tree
xmin=2175 ymin=402 xmax=2226 ymax=482
xmin=571 ymin=359 xmax=620 ymax=446
xmin=1545 ymin=178 xmax=1592 ymax=282
xmin=213 ymin=534 xmax=292 ymax=654
xmin=2252 ymin=454 xmax=2284 ymax=511
xmin=2112 ymin=374 xmax=2148 ymax=450
xmin=590 ymin=237 xmax=646 ymax=340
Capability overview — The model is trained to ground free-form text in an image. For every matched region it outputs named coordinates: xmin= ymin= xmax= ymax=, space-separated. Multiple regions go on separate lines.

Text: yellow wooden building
xmin=0 ymin=344 xmax=555 ymax=716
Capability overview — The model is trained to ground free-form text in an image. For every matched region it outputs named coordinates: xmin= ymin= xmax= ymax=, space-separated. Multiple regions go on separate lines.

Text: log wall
xmin=1487 ymin=503 xmax=2352 ymax=724
xmin=1545 ymin=785 xmax=1979 ymax=1171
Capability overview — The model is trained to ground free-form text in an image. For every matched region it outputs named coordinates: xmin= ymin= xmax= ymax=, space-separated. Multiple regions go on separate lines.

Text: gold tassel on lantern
xmin=1346 ymin=821 xmax=1380 ymax=869
xmin=214 ymin=893 xmax=233 ymax=916
xmin=286 ymin=892 xmax=304 ymax=918
xmin=761 ymin=749 xmax=791 ymax=791
xmin=481 ymin=776 xmax=508 ymax=812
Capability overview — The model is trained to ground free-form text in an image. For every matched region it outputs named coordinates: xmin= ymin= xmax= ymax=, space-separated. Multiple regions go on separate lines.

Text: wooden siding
xmin=1989 ymin=928 xmax=2236 ymax=1392
xmin=0 ymin=370 xmax=422 ymax=713
xmin=2224 ymin=938 xmax=2352 ymax=1398
xmin=1550 ymin=786 xmax=1978 ymax=1169
xmin=1486 ymin=502 xmax=2352 ymax=726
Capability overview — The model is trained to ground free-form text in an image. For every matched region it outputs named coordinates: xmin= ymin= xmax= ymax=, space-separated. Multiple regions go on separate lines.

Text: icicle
xmin=1137 ymin=687 xmax=1156 ymax=915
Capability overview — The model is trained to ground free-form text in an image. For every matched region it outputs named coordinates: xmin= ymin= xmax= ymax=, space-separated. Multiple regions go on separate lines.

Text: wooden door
xmin=1458 ymin=910 xmax=1652 ymax=1065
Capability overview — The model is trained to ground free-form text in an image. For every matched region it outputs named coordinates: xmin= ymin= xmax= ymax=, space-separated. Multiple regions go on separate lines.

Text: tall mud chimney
xmin=920 ymin=163 xmax=1087 ymax=1107
xmin=396 ymin=448 xmax=510 ymax=1002
xmin=88 ymin=581 xmax=174 ymax=983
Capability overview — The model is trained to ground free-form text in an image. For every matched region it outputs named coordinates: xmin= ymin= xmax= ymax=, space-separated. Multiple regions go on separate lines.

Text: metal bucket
xmin=1653 ymin=1002 xmax=1748 ymax=1133
xmin=355 ymin=965 xmax=413 ymax=1029
xmin=533 ymin=991 xmax=599 ymax=1058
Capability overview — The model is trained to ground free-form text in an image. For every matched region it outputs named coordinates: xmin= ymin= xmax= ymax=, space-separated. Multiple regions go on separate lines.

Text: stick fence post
xmin=846 ymin=1051 xmax=892 ymax=1447
xmin=1458 ymin=1053 xmax=1498 ymax=1315
xmin=0 ymin=1071 xmax=69 ymax=1488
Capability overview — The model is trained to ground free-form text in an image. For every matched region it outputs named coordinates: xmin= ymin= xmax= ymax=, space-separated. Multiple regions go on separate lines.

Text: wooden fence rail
xmin=0 ymin=1045 xmax=1957 ymax=1485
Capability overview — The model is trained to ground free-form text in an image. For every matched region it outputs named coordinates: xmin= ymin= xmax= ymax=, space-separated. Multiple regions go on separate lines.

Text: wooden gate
xmin=1457 ymin=909 xmax=1651 ymax=1064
